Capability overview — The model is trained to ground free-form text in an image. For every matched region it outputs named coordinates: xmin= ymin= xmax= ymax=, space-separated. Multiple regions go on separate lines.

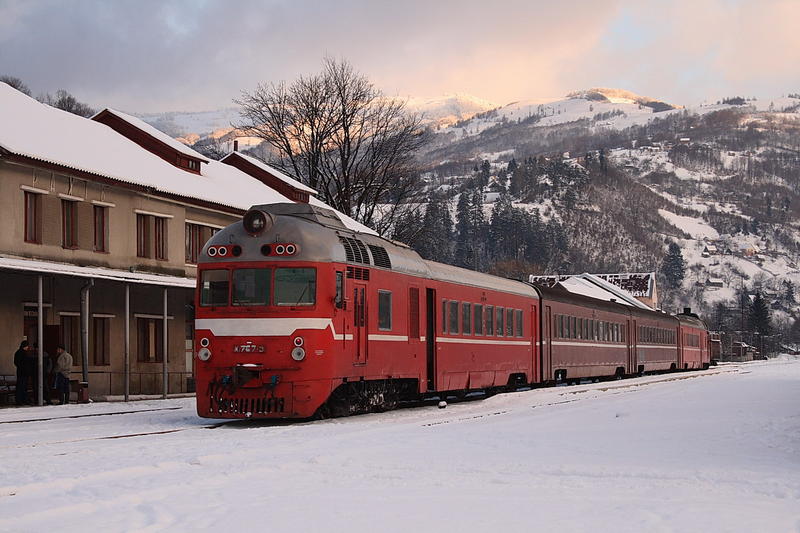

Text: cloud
xmin=0 ymin=0 xmax=796 ymax=112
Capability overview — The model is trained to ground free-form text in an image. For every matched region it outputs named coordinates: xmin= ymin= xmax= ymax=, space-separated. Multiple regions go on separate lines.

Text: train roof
xmin=530 ymin=283 xmax=632 ymax=314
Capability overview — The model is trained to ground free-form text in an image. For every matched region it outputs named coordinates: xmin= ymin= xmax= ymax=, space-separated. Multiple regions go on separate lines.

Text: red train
xmin=194 ymin=203 xmax=710 ymax=419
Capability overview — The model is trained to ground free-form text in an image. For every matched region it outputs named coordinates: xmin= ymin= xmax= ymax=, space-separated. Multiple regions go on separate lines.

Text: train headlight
xmin=197 ymin=347 xmax=212 ymax=361
xmin=243 ymin=209 xmax=271 ymax=235
xmin=199 ymin=337 xmax=210 ymax=348
xmin=293 ymin=337 xmax=304 ymax=347
xmin=291 ymin=347 xmax=306 ymax=361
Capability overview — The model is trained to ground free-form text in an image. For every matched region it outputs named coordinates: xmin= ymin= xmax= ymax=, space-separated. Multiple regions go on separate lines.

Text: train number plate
xmin=233 ymin=343 xmax=265 ymax=353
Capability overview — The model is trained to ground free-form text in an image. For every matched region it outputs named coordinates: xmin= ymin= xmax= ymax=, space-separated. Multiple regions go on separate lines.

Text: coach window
xmin=494 ymin=307 xmax=504 ymax=337
xmin=232 ymin=268 xmax=270 ymax=306
xmin=474 ymin=304 xmax=483 ymax=335
xmin=506 ymin=308 xmax=514 ymax=337
xmin=274 ymin=268 xmax=316 ymax=306
xmin=515 ymin=309 xmax=523 ymax=337
xmin=571 ymin=316 xmax=577 ymax=339
xmin=442 ymin=300 xmax=447 ymax=334
xmin=200 ymin=269 xmax=229 ymax=307
xmin=462 ymin=303 xmax=472 ymax=335
xmin=486 ymin=305 xmax=494 ymax=336
xmin=378 ymin=290 xmax=392 ymax=331
xmin=449 ymin=300 xmax=459 ymax=334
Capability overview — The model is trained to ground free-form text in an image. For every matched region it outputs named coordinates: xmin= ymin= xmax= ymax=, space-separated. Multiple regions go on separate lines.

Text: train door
xmin=677 ymin=327 xmax=684 ymax=369
xmin=353 ymin=282 xmax=368 ymax=365
xmin=542 ymin=305 xmax=552 ymax=383
xmin=425 ymin=288 xmax=436 ymax=391
xmin=530 ymin=303 xmax=539 ymax=383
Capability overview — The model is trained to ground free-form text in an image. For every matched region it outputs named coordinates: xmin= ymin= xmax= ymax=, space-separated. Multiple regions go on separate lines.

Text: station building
xmin=0 ymin=82 xmax=367 ymax=402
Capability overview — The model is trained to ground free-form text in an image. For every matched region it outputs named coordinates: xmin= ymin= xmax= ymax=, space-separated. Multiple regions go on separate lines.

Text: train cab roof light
xmin=243 ymin=209 xmax=272 ymax=236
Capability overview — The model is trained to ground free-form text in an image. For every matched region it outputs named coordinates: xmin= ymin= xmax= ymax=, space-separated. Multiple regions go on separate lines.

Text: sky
xmin=1 ymin=0 xmax=798 ymax=113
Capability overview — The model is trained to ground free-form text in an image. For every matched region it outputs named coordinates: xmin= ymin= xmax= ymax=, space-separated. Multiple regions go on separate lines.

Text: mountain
xmin=404 ymin=93 xmax=498 ymax=128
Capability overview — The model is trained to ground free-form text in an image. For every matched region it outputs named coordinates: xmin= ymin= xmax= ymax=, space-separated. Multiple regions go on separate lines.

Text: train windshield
xmin=232 ymin=268 xmax=271 ymax=306
xmin=274 ymin=268 xmax=316 ymax=306
xmin=200 ymin=269 xmax=229 ymax=307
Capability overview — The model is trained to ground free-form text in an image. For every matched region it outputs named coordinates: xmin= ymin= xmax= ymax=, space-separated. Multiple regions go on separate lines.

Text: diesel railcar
xmin=194 ymin=203 xmax=710 ymax=419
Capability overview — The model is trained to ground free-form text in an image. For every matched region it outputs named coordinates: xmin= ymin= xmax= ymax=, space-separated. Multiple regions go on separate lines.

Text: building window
xmin=94 ymin=206 xmax=108 ymax=252
xmin=60 ymin=315 xmax=78 ymax=355
xmin=137 ymin=318 xmax=164 ymax=363
xmin=92 ymin=317 xmax=110 ymax=366
xmin=155 ymin=217 xmax=168 ymax=260
xmin=378 ymin=290 xmax=392 ymax=331
xmin=136 ymin=214 xmax=150 ymax=258
xmin=24 ymin=192 xmax=42 ymax=244
xmin=62 ymin=199 xmax=78 ymax=248
xmin=185 ymin=223 xmax=217 ymax=264
xmin=137 ymin=213 xmax=168 ymax=260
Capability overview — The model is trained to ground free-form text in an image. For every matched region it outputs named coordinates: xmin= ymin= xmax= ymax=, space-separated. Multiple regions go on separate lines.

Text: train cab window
xmin=274 ymin=268 xmax=316 ymax=306
xmin=506 ymin=308 xmax=513 ymax=337
xmin=496 ymin=307 xmax=504 ymax=337
xmin=515 ymin=309 xmax=523 ymax=337
xmin=378 ymin=290 xmax=392 ymax=331
xmin=486 ymin=306 xmax=494 ymax=336
xmin=200 ymin=269 xmax=229 ymax=307
xmin=442 ymin=300 xmax=447 ymax=334
xmin=232 ymin=268 xmax=270 ymax=306
xmin=449 ymin=300 xmax=459 ymax=334
xmin=462 ymin=303 xmax=472 ymax=335
xmin=474 ymin=304 xmax=483 ymax=335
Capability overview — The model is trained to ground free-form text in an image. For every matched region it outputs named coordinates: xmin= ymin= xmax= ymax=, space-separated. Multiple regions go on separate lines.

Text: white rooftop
xmin=0 ymin=82 xmax=372 ymax=234
xmin=224 ymin=151 xmax=317 ymax=195
xmin=94 ymin=108 xmax=210 ymax=163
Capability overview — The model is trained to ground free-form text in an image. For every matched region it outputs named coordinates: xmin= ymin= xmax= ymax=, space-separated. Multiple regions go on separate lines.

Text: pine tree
xmin=454 ymin=193 xmax=472 ymax=268
xmin=416 ymin=195 xmax=453 ymax=264
xmin=784 ymin=280 xmax=795 ymax=304
xmin=661 ymin=242 xmax=686 ymax=289
xmin=748 ymin=292 xmax=772 ymax=335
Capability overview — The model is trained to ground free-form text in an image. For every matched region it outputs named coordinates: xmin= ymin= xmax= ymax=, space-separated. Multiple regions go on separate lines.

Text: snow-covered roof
xmin=93 ymin=107 xmax=210 ymax=163
xmin=559 ymin=277 xmax=631 ymax=303
xmin=530 ymin=272 xmax=654 ymax=310
xmin=0 ymin=82 xmax=370 ymax=234
xmin=223 ymin=152 xmax=317 ymax=195
xmin=0 ymin=255 xmax=195 ymax=288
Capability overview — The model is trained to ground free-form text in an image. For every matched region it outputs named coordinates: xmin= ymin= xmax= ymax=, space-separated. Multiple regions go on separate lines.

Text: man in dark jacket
xmin=13 ymin=340 xmax=29 ymax=405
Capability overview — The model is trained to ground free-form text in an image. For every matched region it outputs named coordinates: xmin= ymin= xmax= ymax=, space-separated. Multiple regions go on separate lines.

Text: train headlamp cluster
xmin=261 ymin=243 xmax=299 ymax=257
xmin=206 ymin=245 xmax=241 ymax=257
xmin=291 ymin=346 xmax=306 ymax=361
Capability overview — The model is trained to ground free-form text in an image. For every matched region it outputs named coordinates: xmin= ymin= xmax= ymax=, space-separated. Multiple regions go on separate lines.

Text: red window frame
xmin=93 ymin=205 xmax=108 ymax=252
xmin=136 ymin=214 xmax=150 ymax=258
xmin=92 ymin=317 xmax=110 ymax=366
xmin=62 ymin=199 xmax=77 ymax=249
xmin=155 ymin=217 xmax=168 ymax=261
xmin=24 ymin=191 xmax=41 ymax=244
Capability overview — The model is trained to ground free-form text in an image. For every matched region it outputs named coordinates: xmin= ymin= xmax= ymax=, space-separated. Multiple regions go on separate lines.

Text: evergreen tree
xmin=416 ymin=195 xmax=453 ymax=264
xmin=784 ymin=280 xmax=795 ymax=304
xmin=454 ymin=193 xmax=472 ymax=268
xmin=748 ymin=292 xmax=772 ymax=335
xmin=507 ymin=158 xmax=518 ymax=174
xmin=661 ymin=242 xmax=686 ymax=289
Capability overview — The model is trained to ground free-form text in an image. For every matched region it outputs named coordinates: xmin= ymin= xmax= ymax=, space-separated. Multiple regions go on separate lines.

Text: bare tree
xmin=0 ymin=75 xmax=31 ymax=96
xmin=39 ymin=89 xmax=95 ymax=117
xmin=236 ymin=58 xmax=428 ymax=234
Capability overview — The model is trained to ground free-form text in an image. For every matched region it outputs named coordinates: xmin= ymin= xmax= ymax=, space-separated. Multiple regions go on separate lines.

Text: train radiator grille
xmin=210 ymin=396 xmax=285 ymax=415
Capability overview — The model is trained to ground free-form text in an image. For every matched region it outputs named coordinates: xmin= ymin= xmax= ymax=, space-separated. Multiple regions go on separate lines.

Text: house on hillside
xmin=740 ymin=244 xmax=760 ymax=257
xmin=0 ymin=82 xmax=368 ymax=403
xmin=702 ymin=244 xmax=718 ymax=257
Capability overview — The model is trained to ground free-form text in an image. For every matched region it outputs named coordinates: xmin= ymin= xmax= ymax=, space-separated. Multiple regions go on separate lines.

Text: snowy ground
xmin=1 ymin=358 xmax=799 ymax=533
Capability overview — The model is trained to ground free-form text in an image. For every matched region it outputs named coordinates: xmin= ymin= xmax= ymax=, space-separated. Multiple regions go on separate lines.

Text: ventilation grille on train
xmin=210 ymin=395 xmax=285 ymax=415
xmin=346 ymin=266 xmax=370 ymax=280
xmin=339 ymin=236 xmax=370 ymax=265
xmin=368 ymin=245 xmax=392 ymax=269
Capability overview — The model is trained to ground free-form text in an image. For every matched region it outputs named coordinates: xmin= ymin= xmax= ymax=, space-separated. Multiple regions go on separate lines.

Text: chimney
xmin=233 ymin=139 xmax=239 ymax=152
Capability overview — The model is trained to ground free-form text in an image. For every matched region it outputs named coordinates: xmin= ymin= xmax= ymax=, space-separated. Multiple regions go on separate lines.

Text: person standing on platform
xmin=53 ymin=344 xmax=72 ymax=406
xmin=13 ymin=340 xmax=29 ymax=406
